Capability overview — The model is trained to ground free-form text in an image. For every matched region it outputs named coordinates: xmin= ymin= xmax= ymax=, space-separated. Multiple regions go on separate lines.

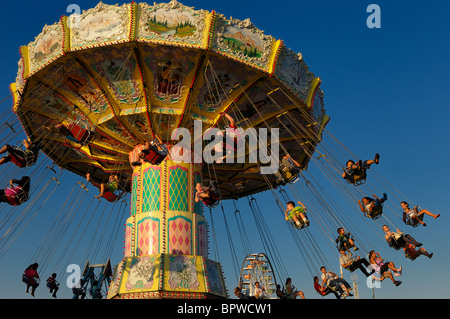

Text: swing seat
xmin=201 ymin=188 xmax=221 ymax=208
xmin=404 ymin=219 xmax=420 ymax=228
xmin=102 ymin=191 xmax=123 ymax=203
xmin=67 ymin=124 xmax=94 ymax=145
xmin=344 ymin=169 xmax=367 ymax=186
xmin=388 ymin=235 xmax=407 ymax=250
xmin=22 ymin=274 xmax=39 ymax=285
xmin=403 ymin=244 xmax=418 ymax=261
xmin=141 ymin=144 xmax=168 ymax=165
xmin=5 ymin=192 xmax=29 ymax=206
xmin=336 ymin=234 xmax=353 ymax=251
xmin=10 ymin=153 xmax=27 ymax=168
xmin=321 ymin=288 xmax=338 ymax=298
xmin=278 ymin=165 xmax=300 ymax=184
xmin=404 ymin=207 xmax=422 ymax=228
xmin=46 ymin=282 xmax=59 ymax=290
xmin=366 ymin=205 xmax=383 ymax=220
xmin=289 ymin=216 xmax=309 ymax=230
xmin=9 ymin=147 xmax=37 ymax=168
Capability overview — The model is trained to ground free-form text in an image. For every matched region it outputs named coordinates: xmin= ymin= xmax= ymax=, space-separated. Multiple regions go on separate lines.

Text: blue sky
xmin=0 ymin=0 xmax=449 ymax=299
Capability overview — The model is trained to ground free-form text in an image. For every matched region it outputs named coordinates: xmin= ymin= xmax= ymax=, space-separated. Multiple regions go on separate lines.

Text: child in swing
xmin=46 ymin=273 xmax=60 ymax=298
xmin=0 ymin=176 xmax=31 ymax=206
xmin=0 ymin=139 xmax=40 ymax=167
xmin=45 ymin=122 xmax=94 ymax=146
xmin=401 ymin=201 xmax=440 ymax=227
xmin=23 ymin=263 xmax=39 ymax=297
xmin=86 ymin=173 xmax=119 ymax=199
xmin=140 ymin=135 xmax=168 ymax=164
xmin=342 ymin=153 xmax=380 ymax=182
xmin=285 ymin=201 xmax=309 ymax=228
xmin=195 ymin=183 xmax=217 ymax=204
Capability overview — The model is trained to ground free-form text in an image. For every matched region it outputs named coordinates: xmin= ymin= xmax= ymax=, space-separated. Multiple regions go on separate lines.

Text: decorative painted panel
xmin=137 ymin=215 xmax=160 ymax=256
xmin=204 ymin=259 xmax=227 ymax=297
xmin=142 ymin=166 xmax=162 ymax=212
xmin=125 ymin=221 xmax=133 ymax=257
xmin=137 ymin=1 xmax=211 ymax=48
xmin=69 ymin=2 xmax=132 ymax=51
xmin=122 ymin=255 xmax=160 ymax=293
xmin=165 ymin=255 xmax=205 ymax=292
xmin=168 ymin=165 xmax=188 ymax=212
xmin=168 ymin=215 xmax=192 ymax=255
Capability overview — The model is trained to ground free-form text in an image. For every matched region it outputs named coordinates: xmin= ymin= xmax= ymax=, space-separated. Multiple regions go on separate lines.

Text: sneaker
xmin=394 ymin=281 xmax=402 ymax=287
xmin=353 ymin=246 xmax=359 ymax=251
xmin=428 ymin=253 xmax=433 ymax=259
xmin=383 ymin=193 xmax=388 ymax=201
xmin=374 ymin=153 xmax=380 ymax=164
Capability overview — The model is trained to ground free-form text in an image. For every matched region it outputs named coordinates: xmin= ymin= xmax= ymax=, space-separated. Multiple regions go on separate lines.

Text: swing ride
xmin=1 ymin=0 xmax=438 ymax=300
xmin=7 ymin=0 xmax=327 ymax=299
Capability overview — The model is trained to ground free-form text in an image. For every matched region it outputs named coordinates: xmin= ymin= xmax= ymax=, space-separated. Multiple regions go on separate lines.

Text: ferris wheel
xmin=239 ymin=253 xmax=278 ymax=299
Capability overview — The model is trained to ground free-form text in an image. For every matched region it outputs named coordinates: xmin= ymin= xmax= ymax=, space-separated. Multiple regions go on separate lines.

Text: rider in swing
xmin=285 ymin=200 xmax=309 ymax=229
xmin=0 ymin=139 xmax=40 ymax=168
xmin=86 ymin=172 xmax=119 ymax=200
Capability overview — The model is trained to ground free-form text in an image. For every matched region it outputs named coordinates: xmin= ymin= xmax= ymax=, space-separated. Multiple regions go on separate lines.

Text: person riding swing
xmin=285 ymin=200 xmax=309 ymax=229
xmin=0 ymin=139 xmax=40 ymax=168
xmin=342 ymin=153 xmax=380 ymax=185
xmin=358 ymin=193 xmax=387 ymax=219
xmin=0 ymin=176 xmax=31 ymax=206
xmin=86 ymin=172 xmax=123 ymax=202
xmin=139 ymin=135 xmax=168 ymax=165
xmin=274 ymin=154 xmax=301 ymax=185
xmin=195 ymin=183 xmax=221 ymax=208
xmin=45 ymin=122 xmax=95 ymax=148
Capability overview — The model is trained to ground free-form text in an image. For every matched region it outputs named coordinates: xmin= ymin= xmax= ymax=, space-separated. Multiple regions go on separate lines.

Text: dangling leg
xmin=31 ymin=282 xmax=38 ymax=297
xmin=298 ymin=212 xmax=309 ymax=226
xmin=419 ymin=247 xmax=433 ymax=259
xmin=0 ymin=145 xmax=8 ymax=155
xmin=348 ymin=237 xmax=358 ymax=250
xmin=386 ymin=261 xmax=402 ymax=276
xmin=52 ymin=285 xmax=59 ymax=298
xmin=86 ymin=173 xmax=101 ymax=188
xmin=95 ymin=183 xmax=106 ymax=198
xmin=0 ymin=156 xmax=8 ymax=166
xmin=417 ymin=207 xmax=440 ymax=220
xmin=290 ymin=215 xmax=303 ymax=228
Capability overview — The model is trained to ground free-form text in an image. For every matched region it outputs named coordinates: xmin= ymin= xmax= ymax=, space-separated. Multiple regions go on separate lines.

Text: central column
xmin=107 ymin=158 xmax=227 ymax=299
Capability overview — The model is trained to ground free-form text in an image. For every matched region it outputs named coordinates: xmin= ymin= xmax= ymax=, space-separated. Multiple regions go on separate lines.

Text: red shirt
xmin=314 ymin=282 xmax=325 ymax=295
